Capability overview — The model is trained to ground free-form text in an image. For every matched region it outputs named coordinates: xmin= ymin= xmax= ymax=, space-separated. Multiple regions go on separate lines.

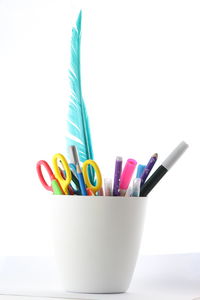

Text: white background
xmin=0 ymin=0 xmax=199 ymax=255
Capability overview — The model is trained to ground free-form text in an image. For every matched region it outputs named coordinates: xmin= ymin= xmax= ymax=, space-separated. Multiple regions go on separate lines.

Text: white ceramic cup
xmin=52 ymin=196 xmax=147 ymax=294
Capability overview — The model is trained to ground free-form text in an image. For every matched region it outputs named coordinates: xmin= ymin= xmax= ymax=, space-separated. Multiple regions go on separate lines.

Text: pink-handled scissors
xmin=36 ymin=160 xmax=64 ymax=195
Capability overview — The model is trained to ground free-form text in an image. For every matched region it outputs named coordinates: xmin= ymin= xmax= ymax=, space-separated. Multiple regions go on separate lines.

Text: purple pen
xmin=140 ymin=153 xmax=158 ymax=187
xmin=113 ymin=156 xmax=123 ymax=196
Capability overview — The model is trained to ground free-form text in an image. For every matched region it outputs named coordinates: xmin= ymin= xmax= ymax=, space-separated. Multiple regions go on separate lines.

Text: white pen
xmin=104 ymin=178 xmax=112 ymax=196
xmin=131 ymin=178 xmax=141 ymax=197
xmin=140 ymin=141 xmax=189 ymax=196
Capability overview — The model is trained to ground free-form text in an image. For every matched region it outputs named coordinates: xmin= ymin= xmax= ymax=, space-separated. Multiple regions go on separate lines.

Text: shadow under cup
xmin=52 ymin=196 xmax=147 ymax=294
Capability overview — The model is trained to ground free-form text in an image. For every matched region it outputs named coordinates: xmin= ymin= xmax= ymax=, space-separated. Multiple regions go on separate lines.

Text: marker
xmin=51 ymin=180 xmax=65 ymax=195
xmin=140 ymin=153 xmax=158 ymax=187
xmin=136 ymin=164 xmax=146 ymax=179
xmin=120 ymin=159 xmax=137 ymax=196
xmin=113 ymin=156 xmax=123 ymax=196
xmin=130 ymin=165 xmax=145 ymax=197
xmin=68 ymin=145 xmax=87 ymax=196
xmin=76 ymin=164 xmax=88 ymax=195
xmin=104 ymin=178 xmax=112 ymax=196
xmin=130 ymin=179 xmax=141 ymax=197
xmin=140 ymin=141 xmax=189 ymax=197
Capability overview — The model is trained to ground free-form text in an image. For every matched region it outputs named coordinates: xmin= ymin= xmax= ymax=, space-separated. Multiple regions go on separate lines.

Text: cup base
xmin=65 ymin=289 xmax=126 ymax=294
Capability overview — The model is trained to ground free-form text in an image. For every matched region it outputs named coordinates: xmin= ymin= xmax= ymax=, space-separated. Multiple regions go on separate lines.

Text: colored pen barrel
xmin=51 ymin=179 xmax=64 ymax=195
xmin=140 ymin=141 xmax=189 ymax=197
xmin=140 ymin=153 xmax=158 ymax=186
xmin=120 ymin=159 xmax=137 ymax=196
xmin=136 ymin=164 xmax=146 ymax=179
xmin=140 ymin=165 xmax=167 ymax=196
xmin=113 ymin=156 xmax=123 ymax=196
xmin=76 ymin=164 xmax=87 ymax=196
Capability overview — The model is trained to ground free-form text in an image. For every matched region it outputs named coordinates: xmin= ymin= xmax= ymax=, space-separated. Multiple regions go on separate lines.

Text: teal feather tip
xmin=66 ymin=10 xmax=95 ymax=185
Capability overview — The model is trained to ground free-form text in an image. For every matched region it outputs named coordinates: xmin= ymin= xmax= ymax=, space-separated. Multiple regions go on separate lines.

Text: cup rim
xmin=51 ymin=195 xmax=147 ymax=199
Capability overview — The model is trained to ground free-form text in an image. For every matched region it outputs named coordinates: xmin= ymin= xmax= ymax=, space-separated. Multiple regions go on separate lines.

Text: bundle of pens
xmin=111 ymin=141 xmax=188 ymax=197
xmin=36 ymin=11 xmax=189 ymax=196
xmin=36 ymin=142 xmax=188 ymax=197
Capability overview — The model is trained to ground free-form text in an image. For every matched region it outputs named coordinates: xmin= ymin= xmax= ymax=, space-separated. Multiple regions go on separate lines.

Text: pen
xmin=104 ymin=178 xmax=112 ymax=196
xmin=140 ymin=141 xmax=189 ymax=196
xmin=51 ymin=179 xmax=65 ymax=195
xmin=76 ymin=163 xmax=88 ymax=195
xmin=130 ymin=179 xmax=141 ymax=197
xmin=68 ymin=145 xmax=87 ymax=196
xmin=130 ymin=164 xmax=145 ymax=197
xmin=119 ymin=159 xmax=137 ymax=196
xmin=140 ymin=153 xmax=158 ymax=187
xmin=113 ymin=156 xmax=123 ymax=196
xmin=136 ymin=164 xmax=146 ymax=179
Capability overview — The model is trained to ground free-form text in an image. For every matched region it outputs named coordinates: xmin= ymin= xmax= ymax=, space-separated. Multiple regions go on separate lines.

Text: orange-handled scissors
xmin=52 ymin=153 xmax=72 ymax=195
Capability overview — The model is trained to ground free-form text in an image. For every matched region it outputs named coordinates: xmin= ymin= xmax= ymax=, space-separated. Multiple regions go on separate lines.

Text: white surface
xmin=53 ymin=196 xmax=147 ymax=293
xmin=0 ymin=0 xmax=199 ymax=257
xmin=0 ymin=298 xmax=86 ymax=300
xmin=0 ymin=298 xmax=82 ymax=300
xmin=0 ymin=295 xmax=87 ymax=300
xmin=0 ymin=254 xmax=200 ymax=300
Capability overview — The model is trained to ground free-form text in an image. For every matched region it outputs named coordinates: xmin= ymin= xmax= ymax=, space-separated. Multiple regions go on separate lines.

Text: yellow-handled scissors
xmin=82 ymin=160 xmax=102 ymax=194
xmin=52 ymin=153 xmax=72 ymax=195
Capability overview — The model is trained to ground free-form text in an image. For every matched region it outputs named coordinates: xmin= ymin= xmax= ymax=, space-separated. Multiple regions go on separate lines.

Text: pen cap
xmin=104 ymin=178 xmax=112 ymax=196
xmin=120 ymin=159 xmax=137 ymax=190
xmin=162 ymin=141 xmax=189 ymax=170
xmin=68 ymin=145 xmax=79 ymax=165
xmin=136 ymin=164 xmax=146 ymax=178
xmin=131 ymin=178 xmax=141 ymax=197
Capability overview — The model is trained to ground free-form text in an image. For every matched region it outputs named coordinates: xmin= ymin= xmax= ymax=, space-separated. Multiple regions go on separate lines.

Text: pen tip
xmin=153 ymin=153 xmax=158 ymax=158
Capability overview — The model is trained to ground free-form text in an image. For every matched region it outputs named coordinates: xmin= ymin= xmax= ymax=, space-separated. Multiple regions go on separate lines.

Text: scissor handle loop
xmin=36 ymin=160 xmax=54 ymax=191
xmin=82 ymin=160 xmax=102 ymax=193
xmin=52 ymin=153 xmax=72 ymax=195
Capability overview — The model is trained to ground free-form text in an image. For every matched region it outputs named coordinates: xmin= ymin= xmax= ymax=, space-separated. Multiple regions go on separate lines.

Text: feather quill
xmin=67 ymin=11 xmax=95 ymax=183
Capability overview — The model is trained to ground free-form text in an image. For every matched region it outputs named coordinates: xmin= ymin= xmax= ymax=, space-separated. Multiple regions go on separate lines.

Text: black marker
xmin=140 ymin=141 xmax=189 ymax=197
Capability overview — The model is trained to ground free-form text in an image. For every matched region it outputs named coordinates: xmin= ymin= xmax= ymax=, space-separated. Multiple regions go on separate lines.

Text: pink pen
xmin=119 ymin=159 xmax=137 ymax=196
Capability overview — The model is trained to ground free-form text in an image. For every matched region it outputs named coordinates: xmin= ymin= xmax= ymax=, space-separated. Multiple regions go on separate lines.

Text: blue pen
xmin=136 ymin=164 xmax=146 ymax=178
xmin=76 ymin=164 xmax=87 ymax=195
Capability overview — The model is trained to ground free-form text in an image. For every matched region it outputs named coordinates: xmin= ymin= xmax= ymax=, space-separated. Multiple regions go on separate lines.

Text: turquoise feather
xmin=67 ymin=10 xmax=95 ymax=184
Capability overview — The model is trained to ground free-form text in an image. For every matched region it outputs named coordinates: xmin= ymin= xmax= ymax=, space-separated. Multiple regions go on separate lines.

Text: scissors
xmin=36 ymin=160 xmax=64 ymax=195
xmin=36 ymin=153 xmax=72 ymax=195
xmin=58 ymin=162 xmax=80 ymax=191
xmin=82 ymin=160 xmax=102 ymax=194
xmin=52 ymin=153 xmax=72 ymax=195
xmin=58 ymin=165 xmax=81 ymax=195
